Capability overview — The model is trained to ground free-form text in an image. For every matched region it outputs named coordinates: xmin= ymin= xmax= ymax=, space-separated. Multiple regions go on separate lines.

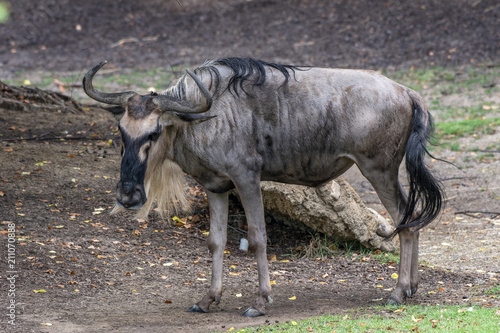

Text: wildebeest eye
xmin=148 ymin=130 xmax=161 ymax=142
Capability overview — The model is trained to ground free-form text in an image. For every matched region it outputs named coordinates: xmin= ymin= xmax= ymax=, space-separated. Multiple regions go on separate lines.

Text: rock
xmin=259 ymin=177 xmax=398 ymax=252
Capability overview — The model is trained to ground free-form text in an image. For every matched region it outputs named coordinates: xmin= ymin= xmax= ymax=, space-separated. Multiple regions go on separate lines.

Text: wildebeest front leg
xmin=235 ymin=182 xmax=272 ymax=317
xmin=188 ymin=191 xmax=228 ymax=313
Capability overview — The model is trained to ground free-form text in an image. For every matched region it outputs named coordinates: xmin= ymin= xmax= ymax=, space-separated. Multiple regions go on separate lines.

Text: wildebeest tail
xmin=395 ymin=95 xmax=444 ymax=233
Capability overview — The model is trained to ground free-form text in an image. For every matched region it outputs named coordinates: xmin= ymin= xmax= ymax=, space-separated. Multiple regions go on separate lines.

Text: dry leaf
xmin=411 ymin=315 xmax=422 ymax=322
xmin=288 ymin=296 xmax=296 ymax=300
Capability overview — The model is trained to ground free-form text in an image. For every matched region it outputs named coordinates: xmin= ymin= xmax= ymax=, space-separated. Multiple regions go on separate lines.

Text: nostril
xmin=116 ymin=182 xmax=145 ymax=209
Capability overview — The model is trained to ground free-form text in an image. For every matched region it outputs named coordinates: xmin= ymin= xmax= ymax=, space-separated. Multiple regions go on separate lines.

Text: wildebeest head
xmin=83 ymin=61 xmax=212 ymax=216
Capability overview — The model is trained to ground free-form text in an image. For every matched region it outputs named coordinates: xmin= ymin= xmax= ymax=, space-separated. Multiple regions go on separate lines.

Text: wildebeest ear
xmin=101 ymin=105 xmax=126 ymax=115
xmin=173 ymin=113 xmax=216 ymax=124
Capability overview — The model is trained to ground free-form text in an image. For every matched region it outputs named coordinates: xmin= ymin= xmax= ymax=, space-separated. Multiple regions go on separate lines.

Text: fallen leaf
xmin=3 ymin=147 xmax=13 ymax=152
xmin=391 ymin=273 xmax=399 ymax=279
xmin=33 ymin=289 xmax=47 ymax=293
xmin=236 ymin=293 xmax=242 ymax=297
xmin=288 ymin=296 xmax=296 ymax=300
xmin=172 ymin=216 xmax=184 ymax=225
xmin=164 ymin=299 xmax=172 ymax=304
xmin=291 ymin=321 xmax=297 ymax=326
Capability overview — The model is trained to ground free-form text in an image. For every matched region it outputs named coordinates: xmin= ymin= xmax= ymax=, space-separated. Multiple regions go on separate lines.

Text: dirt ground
xmin=1 ymin=0 xmax=499 ymax=332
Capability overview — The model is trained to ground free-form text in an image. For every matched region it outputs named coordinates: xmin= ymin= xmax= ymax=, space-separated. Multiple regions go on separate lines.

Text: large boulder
xmin=260 ymin=177 xmax=398 ymax=252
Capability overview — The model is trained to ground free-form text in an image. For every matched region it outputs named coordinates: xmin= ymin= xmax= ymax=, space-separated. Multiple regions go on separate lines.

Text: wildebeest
xmin=83 ymin=57 xmax=443 ymax=317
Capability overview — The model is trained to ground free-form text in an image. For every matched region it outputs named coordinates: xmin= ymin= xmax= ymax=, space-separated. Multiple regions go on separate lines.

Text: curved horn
xmin=83 ymin=61 xmax=136 ymax=105
xmin=152 ymin=69 xmax=212 ymax=114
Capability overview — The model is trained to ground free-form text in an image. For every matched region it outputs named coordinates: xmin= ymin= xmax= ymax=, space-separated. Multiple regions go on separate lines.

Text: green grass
xmin=296 ymin=234 xmax=400 ymax=265
xmin=230 ymin=305 xmax=499 ymax=333
xmin=435 ymin=118 xmax=500 ymax=139
xmin=382 ymin=65 xmax=500 ymax=153
xmin=484 ymin=284 xmax=500 ymax=296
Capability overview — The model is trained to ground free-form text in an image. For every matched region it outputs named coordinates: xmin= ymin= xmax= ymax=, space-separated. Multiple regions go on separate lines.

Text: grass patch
xmin=435 ymin=118 xmax=500 ymax=139
xmin=484 ymin=284 xmax=500 ymax=296
xmin=234 ymin=305 xmax=499 ymax=333
xmin=297 ymin=234 xmax=399 ymax=264
xmin=383 ymin=65 xmax=500 ymax=124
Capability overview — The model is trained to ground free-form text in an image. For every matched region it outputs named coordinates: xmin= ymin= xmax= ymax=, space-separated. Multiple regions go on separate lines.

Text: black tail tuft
xmin=395 ymin=98 xmax=444 ymax=233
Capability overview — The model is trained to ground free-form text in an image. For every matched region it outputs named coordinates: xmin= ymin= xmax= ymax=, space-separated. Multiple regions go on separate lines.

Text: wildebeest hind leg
xmin=357 ymin=163 xmax=416 ymax=305
xmin=188 ymin=191 xmax=228 ymax=313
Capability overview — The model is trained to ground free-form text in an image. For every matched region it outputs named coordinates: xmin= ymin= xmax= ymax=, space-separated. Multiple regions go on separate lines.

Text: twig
xmin=439 ymin=176 xmax=478 ymax=181
xmin=0 ymin=134 xmax=115 ymax=142
xmin=455 ymin=210 xmax=500 ymax=219
xmin=470 ymin=149 xmax=500 ymax=154
xmin=227 ymin=223 xmax=247 ymax=236
xmin=0 ymin=106 xmax=71 ymax=142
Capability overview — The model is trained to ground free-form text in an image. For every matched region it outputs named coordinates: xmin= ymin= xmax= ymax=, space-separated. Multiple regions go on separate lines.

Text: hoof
xmin=242 ymin=307 xmax=264 ymax=317
xmin=187 ymin=304 xmax=208 ymax=313
xmin=409 ymin=287 xmax=418 ymax=298
xmin=386 ymin=297 xmax=402 ymax=306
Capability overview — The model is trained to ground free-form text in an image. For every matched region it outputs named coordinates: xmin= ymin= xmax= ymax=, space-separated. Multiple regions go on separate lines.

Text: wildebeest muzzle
xmin=116 ymin=180 xmax=146 ymax=210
